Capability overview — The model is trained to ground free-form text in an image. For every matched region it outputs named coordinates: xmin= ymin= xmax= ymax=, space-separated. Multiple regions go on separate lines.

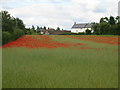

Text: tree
xmin=93 ymin=23 xmax=101 ymax=35
xmin=109 ymin=16 xmax=116 ymax=25
xmin=16 ymin=18 xmax=25 ymax=30
xmin=99 ymin=23 xmax=110 ymax=35
xmin=85 ymin=29 xmax=91 ymax=35
xmin=1 ymin=10 xmax=26 ymax=44
xmin=100 ymin=17 xmax=105 ymax=23
xmin=32 ymin=25 xmax=36 ymax=32
xmin=36 ymin=26 xmax=40 ymax=32
xmin=116 ymin=16 xmax=120 ymax=24
xmin=2 ymin=31 xmax=12 ymax=44
xmin=56 ymin=27 xmax=60 ymax=31
xmin=43 ymin=26 xmax=46 ymax=30
xmin=13 ymin=28 xmax=25 ymax=40
xmin=104 ymin=17 xmax=109 ymax=23
xmin=1 ymin=11 xmax=13 ymax=32
xmin=32 ymin=25 xmax=35 ymax=30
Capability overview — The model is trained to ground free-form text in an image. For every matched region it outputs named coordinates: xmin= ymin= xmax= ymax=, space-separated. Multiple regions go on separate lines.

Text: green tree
xmin=2 ymin=31 xmax=12 ymax=44
xmin=85 ymin=29 xmax=91 ymax=35
xmin=43 ymin=26 xmax=46 ymax=30
xmin=99 ymin=23 xmax=110 ymax=35
xmin=56 ymin=27 xmax=60 ymax=31
xmin=93 ymin=23 xmax=101 ymax=35
xmin=116 ymin=16 xmax=120 ymax=24
xmin=109 ymin=16 xmax=116 ymax=25
xmin=1 ymin=11 xmax=13 ymax=32
xmin=1 ymin=10 xmax=26 ymax=44
xmin=13 ymin=28 xmax=25 ymax=40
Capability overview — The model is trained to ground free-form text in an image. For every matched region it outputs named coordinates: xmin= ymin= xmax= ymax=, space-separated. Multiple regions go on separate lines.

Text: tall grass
xmin=3 ymin=46 xmax=118 ymax=88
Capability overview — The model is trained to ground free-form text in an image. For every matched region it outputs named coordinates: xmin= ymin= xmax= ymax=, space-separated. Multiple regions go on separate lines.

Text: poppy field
xmin=2 ymin=35 xmax=119 ymax=88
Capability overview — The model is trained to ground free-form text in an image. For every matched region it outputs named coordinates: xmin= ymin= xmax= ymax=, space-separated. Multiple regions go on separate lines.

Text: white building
xmin=71 ymin=22 xmax=93 ymax=33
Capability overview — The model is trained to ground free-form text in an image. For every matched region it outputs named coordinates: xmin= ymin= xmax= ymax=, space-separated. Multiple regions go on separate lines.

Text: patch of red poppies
xmin=2 ymin=35 xmax=87 ymax=49
xmin=65 ymin=35 xmax=120 ymax=45
xmin=2 ymin=35 xmax=70 ymax=49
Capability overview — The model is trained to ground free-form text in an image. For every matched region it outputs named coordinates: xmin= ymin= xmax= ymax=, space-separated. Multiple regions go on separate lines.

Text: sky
xmin=0 ymin=0 xmax=119 ymax=30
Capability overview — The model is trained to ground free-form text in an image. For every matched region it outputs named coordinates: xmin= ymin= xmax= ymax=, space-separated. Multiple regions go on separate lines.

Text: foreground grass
xmin=3 ymin=47 xmax=118 ymax=88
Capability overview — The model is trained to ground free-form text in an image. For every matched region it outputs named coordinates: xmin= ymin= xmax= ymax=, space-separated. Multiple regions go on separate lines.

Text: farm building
xmin=40 ymin=29 xmax=70 ymax=35
xmin=71 ymin=22 xmax=93 ymax=33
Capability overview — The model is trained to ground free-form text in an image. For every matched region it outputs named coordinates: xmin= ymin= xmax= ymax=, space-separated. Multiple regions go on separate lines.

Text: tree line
xmin=93 ymin=16 xmax=120 ymax=35
xmin=1 ymin=10 xmax=39 ymax=45
xmin=1 ymin=10 xmax=120 ymax=45
xmin=1 ymin=10 xmax=62 ymax=45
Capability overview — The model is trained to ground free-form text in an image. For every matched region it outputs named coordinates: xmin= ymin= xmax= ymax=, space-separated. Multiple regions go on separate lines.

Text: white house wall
xmin=71 ymin=28 xmax=91 ymax=33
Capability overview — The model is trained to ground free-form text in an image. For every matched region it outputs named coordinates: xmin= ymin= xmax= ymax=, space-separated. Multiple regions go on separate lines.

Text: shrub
xmin=13 ymin=28 xmax=25 ymax=40
xmin=85 ymin=29 xmax=91 ymax=35
xmin=2 ymin=31 xmax=12 ymax=45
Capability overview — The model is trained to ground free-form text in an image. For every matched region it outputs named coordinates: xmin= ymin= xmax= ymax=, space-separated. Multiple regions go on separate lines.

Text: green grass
xmin=2 ymin=35 xmax=118 ymax=88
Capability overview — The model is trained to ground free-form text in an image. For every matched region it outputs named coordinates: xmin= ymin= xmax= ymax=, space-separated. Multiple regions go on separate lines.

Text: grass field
xmin=2 ymin=35 xmax=119 ymax=88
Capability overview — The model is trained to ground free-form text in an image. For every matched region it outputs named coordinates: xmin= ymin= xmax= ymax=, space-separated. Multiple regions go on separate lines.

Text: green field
xmin=2 ymin=35 xmax=118 ymax=88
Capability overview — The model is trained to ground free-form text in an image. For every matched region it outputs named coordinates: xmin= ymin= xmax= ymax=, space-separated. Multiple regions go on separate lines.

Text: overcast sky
xmin=0 ymin=0 xmax=119 ymax=30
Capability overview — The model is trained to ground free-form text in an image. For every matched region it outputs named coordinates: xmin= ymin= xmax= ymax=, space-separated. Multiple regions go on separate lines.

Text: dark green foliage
xmin=56 ymin=27 xmax=60 ymax=31
xmin=99 ymin=23 xmax=110 ymax=35
xmin=93 ymin=16 xmax=120 ymax=35
xmin=32 ymin=25 xmax=36 ymax=32
xmin=1 ymin=10 xmax=26 ymax=45
xmin=13 ymin=28 xmax=25 ymax=40
xmin=85 ymin=29 xmax=91 ymax=35
xmin=43 ymin=26 xmax=46 ymax=30
xmin=2 ymin=32 xmax=12 ymax=45
xmin=109 ymin=16 xmax=116 ymax=25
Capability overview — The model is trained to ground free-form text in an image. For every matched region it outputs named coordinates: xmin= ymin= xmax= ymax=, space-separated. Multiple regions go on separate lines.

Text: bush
xmin=85 ymin=29 xmax=91 ymax=35
xmin=77 ymin=32 xmax=85 ymax=35
xmin=13 ymin=28 xmax=25 ymax=40
xmin=2 ymin=31 xmax=12 ymax=45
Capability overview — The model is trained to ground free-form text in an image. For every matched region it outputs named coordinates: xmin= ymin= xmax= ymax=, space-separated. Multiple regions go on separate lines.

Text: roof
xmin=41 ymin=29 xmax=65 ymax=35
xmin=71 ymin=23 xmax=93 ymax=28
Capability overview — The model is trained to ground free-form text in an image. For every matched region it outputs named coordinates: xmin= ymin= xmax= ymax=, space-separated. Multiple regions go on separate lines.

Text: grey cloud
xmin=2 ymin=6 xmax=13 ymax=10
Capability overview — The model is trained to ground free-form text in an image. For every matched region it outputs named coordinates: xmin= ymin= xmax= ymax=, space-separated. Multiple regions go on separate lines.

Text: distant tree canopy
xmin=1 ymin=10 xmax=40 ymax=45
xmin=56 ymin=27 xmax=60 ymax=31
xmin=1 ymin=10 xmax=27 ymax=44
xmin=93 ymin=16 xmax=120 ymax=35
xmin=2 ymin=11 xmax=26 ymax=33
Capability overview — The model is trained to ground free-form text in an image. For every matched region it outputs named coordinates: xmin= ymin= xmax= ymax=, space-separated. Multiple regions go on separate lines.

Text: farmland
xmin=2 ymin=35 xmax=119 ymax=88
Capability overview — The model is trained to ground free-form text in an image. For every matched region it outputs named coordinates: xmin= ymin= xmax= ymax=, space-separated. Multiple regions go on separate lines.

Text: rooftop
xmin=71 ymin=23 xmax=93 ymax=28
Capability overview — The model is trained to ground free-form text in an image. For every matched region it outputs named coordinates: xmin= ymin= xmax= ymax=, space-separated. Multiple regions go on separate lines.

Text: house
xmin=40 ymin=29 xmax=65 ymax=35
xmin=71 ymin=22 xmax=93 ymax=33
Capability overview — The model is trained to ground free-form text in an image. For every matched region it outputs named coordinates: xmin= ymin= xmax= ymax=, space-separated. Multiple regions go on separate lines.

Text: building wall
xmin=71 ymin=28 xmax=91 ymax=33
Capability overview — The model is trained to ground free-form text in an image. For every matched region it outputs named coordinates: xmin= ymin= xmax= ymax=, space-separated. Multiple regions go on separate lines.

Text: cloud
xmin=1 ymin=0 xmax=118 ymax=30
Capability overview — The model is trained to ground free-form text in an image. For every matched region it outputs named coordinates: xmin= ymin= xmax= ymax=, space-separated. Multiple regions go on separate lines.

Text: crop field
xmin=2 ymin=35 xmax=119 ymax=88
